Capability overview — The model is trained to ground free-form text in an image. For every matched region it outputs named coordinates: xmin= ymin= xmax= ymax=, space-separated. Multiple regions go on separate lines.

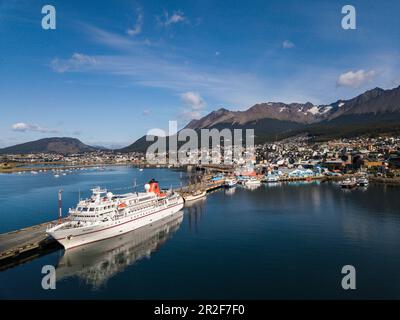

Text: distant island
xmin=0 ymin=137 xmax=106 ymax=155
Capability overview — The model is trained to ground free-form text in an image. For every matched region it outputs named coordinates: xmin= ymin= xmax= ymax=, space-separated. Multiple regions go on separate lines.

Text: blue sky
xmin=1 ymin=0 xmax=400 ymax=148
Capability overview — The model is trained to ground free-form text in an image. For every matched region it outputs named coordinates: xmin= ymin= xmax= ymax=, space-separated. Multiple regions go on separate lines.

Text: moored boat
xmin=244 ymin=177 xmax=261 ymax=186
xmin=56 ymin=211 xmax=184 ymax=288
xmin=184 ymin=190 xmax=207 ymax=202
xmin=340 ymin=178 xmax=357 ymax=189
xmin=46 ymin=179 xmax=184 ymax=250
xmin=224 ymin=178 xmax=237 ymax=188
xmin=356 ymin=177 xmax=369 ymax=187
xmin=263 ymin=175 xmax=279 ymax=183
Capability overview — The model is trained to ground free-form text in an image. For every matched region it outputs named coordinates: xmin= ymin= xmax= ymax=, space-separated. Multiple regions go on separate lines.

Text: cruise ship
xmin=56 ymin=211 xmax=184 ymax=288
xmin=46 ymin=179 xmax=184 ymax=250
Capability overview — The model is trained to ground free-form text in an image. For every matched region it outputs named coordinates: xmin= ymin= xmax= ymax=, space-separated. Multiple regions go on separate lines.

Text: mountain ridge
xmin=0 ymin=137 xmax=103 ymax=155
xmin=186 ymin=85 xmax=400 ymax=130
xmin=121 ymin=85 xmax=400 ymax=152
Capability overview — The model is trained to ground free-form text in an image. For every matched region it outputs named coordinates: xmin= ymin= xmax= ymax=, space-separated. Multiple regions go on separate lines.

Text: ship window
xmin=89 ymin=208 xmax=95 ymax=212
xmin=82 ymin=208 xmax=88 ymax=212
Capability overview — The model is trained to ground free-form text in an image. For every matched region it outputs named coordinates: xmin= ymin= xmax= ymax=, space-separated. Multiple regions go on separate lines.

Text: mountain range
xmin=2 ymin=85 xmax=400 ymax=154
xmin=186 ymin=86 xmax=400 ymax=127
xmin=121 ymin=85 xmax=400 ymax=151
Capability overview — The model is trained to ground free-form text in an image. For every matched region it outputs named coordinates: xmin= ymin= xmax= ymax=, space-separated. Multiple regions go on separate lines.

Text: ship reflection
xmin=56 ymin=211 xmax=184 ymax=289
xmin=185 ymin=198 xmax=206 ymax=233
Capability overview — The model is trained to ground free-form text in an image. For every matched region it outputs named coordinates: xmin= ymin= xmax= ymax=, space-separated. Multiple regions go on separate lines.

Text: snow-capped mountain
xmin=121 ymin=85 xmax=400 ymax=152
xmin=186 ymin=85 xmax=400 ymax=130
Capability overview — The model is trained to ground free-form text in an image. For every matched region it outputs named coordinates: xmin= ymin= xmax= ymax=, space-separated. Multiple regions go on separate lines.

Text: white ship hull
xmin=48 ymin=201 xmax=183 ymax=250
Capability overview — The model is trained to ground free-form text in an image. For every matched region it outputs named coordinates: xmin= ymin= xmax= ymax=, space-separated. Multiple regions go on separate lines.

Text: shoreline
xmin=2 ymin=163 xmax=400 ymax=186
xmin=0 ymin=162 xmax=180 ymax=174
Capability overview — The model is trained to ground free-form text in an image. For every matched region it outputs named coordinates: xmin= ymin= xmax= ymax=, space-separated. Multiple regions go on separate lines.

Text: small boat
xmin=54 ymin=174 xmax=60 ymax=178
xmin=139 ymin=168 xmax=144 ymax=172
xmin=184 ymin=190 xmax=207 ymax=202
xmin=224 ymin=178 xmax=237 ymax=188
xmin=236 ymin=176 xmax=248 ymax=185
xmin=244 ymin=177 xmax=261 ymax=186
xmin=356 ymin=177 xmax=369 ymax=187
xmin=340 ymin=178 xmax=357 ymax=189
xmin=263 ymin=175 xmax=279 ymax=183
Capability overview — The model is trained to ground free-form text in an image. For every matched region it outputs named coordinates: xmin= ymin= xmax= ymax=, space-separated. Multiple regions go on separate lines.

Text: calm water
xmin=1 ymin=167 xmax=400 ymax=299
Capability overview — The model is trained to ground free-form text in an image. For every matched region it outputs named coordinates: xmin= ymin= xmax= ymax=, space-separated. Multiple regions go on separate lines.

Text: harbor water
xmin=1 ymin=166 xmax=400 ymax=299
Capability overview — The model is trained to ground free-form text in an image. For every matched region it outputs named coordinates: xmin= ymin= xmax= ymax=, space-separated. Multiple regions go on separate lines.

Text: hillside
xmin=0 ymin=137 xmax=102 ymax=155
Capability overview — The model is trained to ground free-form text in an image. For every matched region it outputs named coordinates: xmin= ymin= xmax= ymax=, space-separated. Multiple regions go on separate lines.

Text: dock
xmin=0 ymin=180 xmax=225 ymax=269
xmin=0 ymin=219 xmax=65 ymax=270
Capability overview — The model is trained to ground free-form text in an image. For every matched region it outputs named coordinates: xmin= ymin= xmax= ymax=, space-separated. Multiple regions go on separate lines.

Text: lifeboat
xmin=118 ymin=202 xmax=127 ymax=209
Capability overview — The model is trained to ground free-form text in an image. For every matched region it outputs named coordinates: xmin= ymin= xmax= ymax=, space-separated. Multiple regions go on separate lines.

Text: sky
xmin=1 ymin=0 xmax=400 ymax=148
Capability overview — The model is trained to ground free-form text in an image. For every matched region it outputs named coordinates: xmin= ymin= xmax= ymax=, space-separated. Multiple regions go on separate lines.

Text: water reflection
xmin=224 ymin=186 xmax=236 ymax=196
xmin=56 ymin=211 xmax=184 ymax=289
xmin=243 ymin=184 xmax=261 ymax=191
xmin=185 ymin=198 xmax=206 ymax=233
xmin=263 ymin=182 xmax=281 ymax=188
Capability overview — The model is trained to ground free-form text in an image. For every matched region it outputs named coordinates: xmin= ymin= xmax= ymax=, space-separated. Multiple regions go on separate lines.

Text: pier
xmin=0 ymin=219 xmax=64 ymax=270
xmin=0 ymin=179 xmax=225 ymax=269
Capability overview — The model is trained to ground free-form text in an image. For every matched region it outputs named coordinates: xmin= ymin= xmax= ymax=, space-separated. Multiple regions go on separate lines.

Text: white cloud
xmin=337 ymin=69 xmax=376 ymax=88
xmin=142 ymin=109 xmax=151 ymax=116
xmin=51 ymin=53 xmax=98 ymax=73
xmin=181 ymin=92 xmax=206 ymax=109
xmin=127 ymin=10 xmax=143 ymax=36
xmin=12 ymin=122 xmax=59 ymax=133
xmin=160 ymin=10 xmax=187 ymax=27
xmin=50 ymin=25 xmax=276 ymax=107
xmin=50 ymin=54 xmax=269 ymax=107
xmin=180 ymin=92 xmax=206 ymax=120
xmin=282 ymin=40 xmax=295 ymax=49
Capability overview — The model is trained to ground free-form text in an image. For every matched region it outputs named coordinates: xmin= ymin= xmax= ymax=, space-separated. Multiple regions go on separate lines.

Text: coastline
xmin=0 ymin=161 xmax=177 ymax=174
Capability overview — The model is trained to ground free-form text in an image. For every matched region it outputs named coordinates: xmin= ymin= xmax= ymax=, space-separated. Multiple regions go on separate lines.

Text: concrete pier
xmin=0 ymin=219 xmax=65 ymax=270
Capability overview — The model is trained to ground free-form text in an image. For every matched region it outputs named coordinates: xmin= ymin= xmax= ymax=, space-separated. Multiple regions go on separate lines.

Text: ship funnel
xmin=147 ymin=179 xmax=166 ymax=197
